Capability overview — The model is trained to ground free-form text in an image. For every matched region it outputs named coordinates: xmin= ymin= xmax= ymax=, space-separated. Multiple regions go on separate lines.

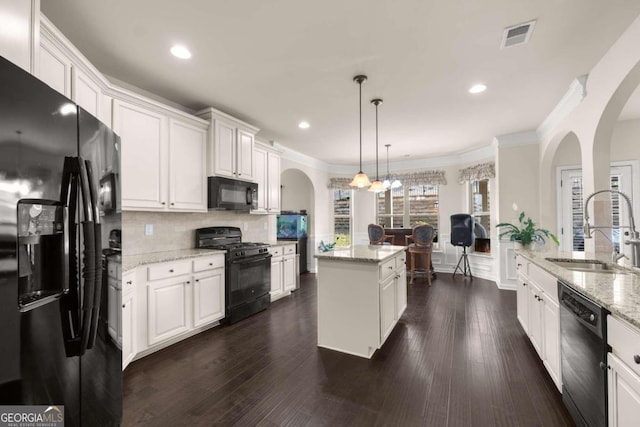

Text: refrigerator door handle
xmin=77 ymin=157 xmax=97 ymax=355
xmin=59 ymin=157 xmax=81 ymax=357
xmin=84 ymin=159 xmax=102 ymax=350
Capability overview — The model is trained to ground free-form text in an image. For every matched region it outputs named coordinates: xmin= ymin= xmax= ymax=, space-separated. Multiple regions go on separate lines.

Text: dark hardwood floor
xmin=123 ymin=273 xmax=575 ymax=426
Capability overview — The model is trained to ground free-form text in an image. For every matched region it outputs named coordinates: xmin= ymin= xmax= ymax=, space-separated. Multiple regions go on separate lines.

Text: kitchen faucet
xmin=591 ymin=228 xmax=628 ymax=263
xmin=584 ymin=189 xmax=640 ymax=267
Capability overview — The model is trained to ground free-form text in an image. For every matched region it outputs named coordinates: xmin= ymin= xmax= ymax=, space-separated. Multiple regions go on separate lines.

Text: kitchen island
xmin=315 ymin=245 xmax=407 ymax=358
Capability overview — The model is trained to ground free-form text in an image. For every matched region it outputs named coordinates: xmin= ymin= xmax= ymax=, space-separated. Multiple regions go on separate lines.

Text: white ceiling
xmin=41 ymin=0 xmax=640 ymax=166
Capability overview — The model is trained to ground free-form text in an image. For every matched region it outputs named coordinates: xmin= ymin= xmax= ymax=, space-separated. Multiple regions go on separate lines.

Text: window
xmin=377 ymin=184 xmax=440 ymax=231
xmin=470 ymin=178 xmax=491 ymax=252
xmin=333 ymin=189 xmax=351 ymax=247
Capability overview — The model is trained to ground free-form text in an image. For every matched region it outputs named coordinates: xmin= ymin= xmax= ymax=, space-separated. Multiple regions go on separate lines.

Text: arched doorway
xmin=280 ymin=168 xmax=315 ymax=272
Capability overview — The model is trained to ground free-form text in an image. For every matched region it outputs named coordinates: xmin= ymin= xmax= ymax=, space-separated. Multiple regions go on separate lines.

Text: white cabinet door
xmin=380 ymin=275 xmax=396 ymax=342
xmin=122 ymin=290 xmax=136 ymax=369
xmin=114 ymin=99 xmax=167 ymax=210
xmin=147 ymin=277 xmax=190 ymax=345
xmin=236 ymin=129 xmax=254 ymax=180
xmin=528 ymin=283 xmax=544 ymax=357
xmin=517 ymin=280 xmax=529 ymax=333
xmin=283 ymin=255 xmax=296 ymax=292
xmin=267 ymin=151 xmax=280 ymax=213
xmin=542 ymin=292 xmax=561 ymax=389
xmin=38 ymin=36 xmax=72 ymax=97
xmin=213 ymin=120 xmax=236 ymax=178
xmin=253 ymin=146 xmax=268 ymax=211
xmin=107 ymin=282 xmax=119 ymax=343
xmin=72 ymin=67 xmax=101 ymax=119
xmin=395 ymin=267 xmax=407 ymax=318
xmin=270 ymin=258 xmax=283 ymax=299
xmin=609 ymin=353 xmax=640 ymax=427
xmin=193 ymin=268 xmax=225 ymax=327
xmin=169 ymin=119 xmax=207 ymax=211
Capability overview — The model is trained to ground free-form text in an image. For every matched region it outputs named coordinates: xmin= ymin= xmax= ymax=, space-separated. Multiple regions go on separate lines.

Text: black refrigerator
xmin=0 ymin=56 xmax=122 ymax=425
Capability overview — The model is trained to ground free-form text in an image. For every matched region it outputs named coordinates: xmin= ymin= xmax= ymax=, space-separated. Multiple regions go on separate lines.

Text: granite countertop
xmin=315 ymin=244 xmax=406 ymax=263
xmin=122 ymin=248 xmax=226 ymax=272
xmin=269 ymin=241 xmax=298 ymax=247
xmin=517 ymin=248 xmax=640 ymax=329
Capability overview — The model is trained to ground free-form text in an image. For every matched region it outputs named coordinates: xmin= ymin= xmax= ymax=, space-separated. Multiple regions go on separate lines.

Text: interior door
xmin=559 ymin=165 xmax=634 ymax=253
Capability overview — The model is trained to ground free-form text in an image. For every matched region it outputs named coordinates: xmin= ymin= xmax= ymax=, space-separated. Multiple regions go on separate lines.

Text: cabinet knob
xmin=161 ymin=202 xmax=166 ymax=205
xmin=186 ymin=281 xmax=190 ymax=284
xmin=171 ymin=202 xmax=175 ymax=206
xmin=209 ymin=262 xmax=213 ymax=266
xmin=388 ymin=266 xmax=393 ymax=270
xmin=126 ymin=281 xmax=132 ymax=285
xmin=195 ymin=279 xmax=200 ymax=282
xmin=122 ymin=304 xmax=126 ymax=308
xmin=517 ymin=263 xmax=522 ymax=268
xmin=634 ymin=355 xmax=640 ymax=364
xmin=523 ymin=283 xmax=528 ymax=287
xmin=169 ymin=269 xmax=174 ymax=273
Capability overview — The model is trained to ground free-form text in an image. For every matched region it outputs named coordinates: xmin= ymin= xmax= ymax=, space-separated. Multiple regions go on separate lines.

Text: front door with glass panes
xmin=559 ymin=164 xmax=634 ymax=253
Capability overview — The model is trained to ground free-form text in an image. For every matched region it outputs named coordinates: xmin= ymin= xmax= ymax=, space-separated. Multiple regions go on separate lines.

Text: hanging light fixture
xmin=349 ymin=75 xmax=371 ymax=188
xmin=383 ymin=144 xmax=402 ymax=189
xmin=368 ymin=98 xmax=385 ymax=193
xmin=383 ymin=144 xmax=392 ymax=189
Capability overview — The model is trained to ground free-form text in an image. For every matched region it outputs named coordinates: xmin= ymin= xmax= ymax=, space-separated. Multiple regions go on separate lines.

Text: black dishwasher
xmin=558 ymin=281 xmax=609 ymax=427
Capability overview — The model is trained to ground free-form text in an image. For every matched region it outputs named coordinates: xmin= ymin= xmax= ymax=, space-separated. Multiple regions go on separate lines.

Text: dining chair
xmin=405 ymin=224 xmax=435 ymax=285
xmin=368 ymin=224 xmax=393 ymax=245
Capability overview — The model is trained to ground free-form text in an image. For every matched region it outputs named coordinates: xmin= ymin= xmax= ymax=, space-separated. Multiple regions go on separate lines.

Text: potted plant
xmin=496 ymin=212 xmax=559 ymax=249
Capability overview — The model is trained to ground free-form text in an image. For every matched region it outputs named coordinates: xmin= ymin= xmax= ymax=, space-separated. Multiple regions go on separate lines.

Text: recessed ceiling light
xmin=469 ymin=83 xmax=487 ymax=94
xmin=298 ymin=121 xmax=310 ymax=129
xmin=170 ymin=45 xmax=191 ymax=59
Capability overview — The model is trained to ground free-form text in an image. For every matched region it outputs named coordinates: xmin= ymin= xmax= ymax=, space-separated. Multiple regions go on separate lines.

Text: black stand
xmin=453 ymin=246 xmax=472 ymax=278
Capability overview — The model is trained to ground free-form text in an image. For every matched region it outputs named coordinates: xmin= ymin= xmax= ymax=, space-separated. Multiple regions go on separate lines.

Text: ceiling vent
xmin=501 ymin=20 xmax=536 ymax=49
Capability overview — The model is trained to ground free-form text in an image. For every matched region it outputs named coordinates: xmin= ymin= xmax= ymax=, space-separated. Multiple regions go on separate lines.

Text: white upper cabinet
xmin=168 ymin=119 xmax=207 ymax=211
xmin=38 ymin=34 xmax=72 ymax=97
xmin=0 ymin=0 xmax=37 ymax=72
xmin=114 ymin=98 xmax=208 ymax=212
xmin=113 ymin=99 xmax=167 ymax=210
xmin=196 ymin=108 xmax=259 ymax=182
xmin=253 ymin=141 xmax=281 ymax=214
xmin=236 ymin=129 xmax=254 ymax=180
xmin=72 ymin=67 xmax=102 ymax=118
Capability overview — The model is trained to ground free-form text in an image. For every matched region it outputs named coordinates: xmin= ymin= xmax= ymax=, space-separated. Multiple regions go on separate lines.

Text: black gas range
xmin=195 ymin=226 xmax=271 ymax=324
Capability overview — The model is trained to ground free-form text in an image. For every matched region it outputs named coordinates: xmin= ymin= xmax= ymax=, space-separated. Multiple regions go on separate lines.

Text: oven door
xmin=227 ymin=254 xmax=271 ymax=310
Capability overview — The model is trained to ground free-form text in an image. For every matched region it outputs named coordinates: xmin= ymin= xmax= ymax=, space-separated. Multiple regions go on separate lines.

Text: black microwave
xmin=208 ymin=176 xmax=258 ymax=212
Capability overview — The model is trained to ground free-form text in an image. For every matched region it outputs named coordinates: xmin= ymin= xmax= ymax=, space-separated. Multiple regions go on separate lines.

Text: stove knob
xmin=241 ymin=251 xmax=246 ymax=256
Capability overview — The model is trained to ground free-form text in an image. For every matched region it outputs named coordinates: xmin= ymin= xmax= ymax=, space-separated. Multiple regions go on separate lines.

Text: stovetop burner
xmin=195 ymin=226 xmax=270 ymax=257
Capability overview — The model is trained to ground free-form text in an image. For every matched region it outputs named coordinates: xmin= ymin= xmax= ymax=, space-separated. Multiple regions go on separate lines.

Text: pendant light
xmin=383 ymin=144 xmax=402 ymax=189
xmin=368 ymin=99 xmax=385 ymax=193
xmin=349 ymin=75 xmax=371 ymax=188
xmin=383 ymin=144 xmax=392 ymax=189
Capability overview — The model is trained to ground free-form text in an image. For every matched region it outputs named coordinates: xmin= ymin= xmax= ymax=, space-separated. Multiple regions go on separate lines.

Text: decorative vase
xmin=514 ymin=241 xmax=524 ymax=251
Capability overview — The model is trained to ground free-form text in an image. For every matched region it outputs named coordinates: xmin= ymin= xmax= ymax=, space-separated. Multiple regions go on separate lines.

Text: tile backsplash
xmin=122 ymin=211 xmax=276 ymax=255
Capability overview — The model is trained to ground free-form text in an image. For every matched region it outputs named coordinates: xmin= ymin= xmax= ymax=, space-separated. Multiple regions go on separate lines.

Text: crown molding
xmin=537 ymin=75 xmax=588 ymax=140
xmin=491 ymin=130 xmax=539 ymax=149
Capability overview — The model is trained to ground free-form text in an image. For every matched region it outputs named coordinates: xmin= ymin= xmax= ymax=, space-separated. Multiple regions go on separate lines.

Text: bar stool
xmin=405 ymin=224 xmax=435 ymax=285
xmin=368 ymin=224 xmax=393 ymax=245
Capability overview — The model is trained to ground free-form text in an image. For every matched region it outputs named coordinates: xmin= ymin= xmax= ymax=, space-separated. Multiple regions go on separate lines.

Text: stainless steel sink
xmin=545 ymin=258 xmax=628 ymax=274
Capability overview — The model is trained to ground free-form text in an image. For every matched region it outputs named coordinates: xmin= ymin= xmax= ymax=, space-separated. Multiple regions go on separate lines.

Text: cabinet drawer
xmin=107 ymin=262 xmax=122 ymax=280
xmin=380 ymin=257 xmax=396 ymax=281
xmin=516 ymin=255 xmax=529 ymax=278
xmin=193 ymin=255 xmax=225 ymax=272
xmin=147 ymin=260 xmax=191 ymax=281
xmin=608 ymin=315 xmax=640 ymax=378
xmin=269 ymin=246 xmax=282 ymax=257
xmin=396 ymin=252 xmax=406 ymax=270
xmin=283 ymin=244 xmax=296 ymax=255
xmin=529 ymin=263 xmax=557 ymax=302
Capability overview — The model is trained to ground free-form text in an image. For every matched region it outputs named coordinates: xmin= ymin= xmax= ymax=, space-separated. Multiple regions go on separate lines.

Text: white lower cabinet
xmin=193 ymin=268 xmax=225 ymax=327
xmin=269 ymin=244 xmax=296 ymax=301
xmin=395 ymin=263 xmax=407 ymax=318
xmin=121 ymin=287 xmax=136 ymax=369
xmin=516 ymin=257 xmax=562 ymax=391
xmin=608 ymin=315 xmax=640 ymax=427
xmin=134 ymin=254 xmax=225 ymax=360
xmin=608 ymin=353 xmax=640 ymax=427
xmin=147 ymin=276 xmax=191 ymax=346
xmin=380 ymin=275 xmax=396 ymax=342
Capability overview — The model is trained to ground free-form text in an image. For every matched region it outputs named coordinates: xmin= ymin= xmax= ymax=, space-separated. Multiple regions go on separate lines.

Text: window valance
xmin=328 ymin=170 xmax=447 ymax=190
xmin=458 ymin=162 xmax=495 ymax=184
